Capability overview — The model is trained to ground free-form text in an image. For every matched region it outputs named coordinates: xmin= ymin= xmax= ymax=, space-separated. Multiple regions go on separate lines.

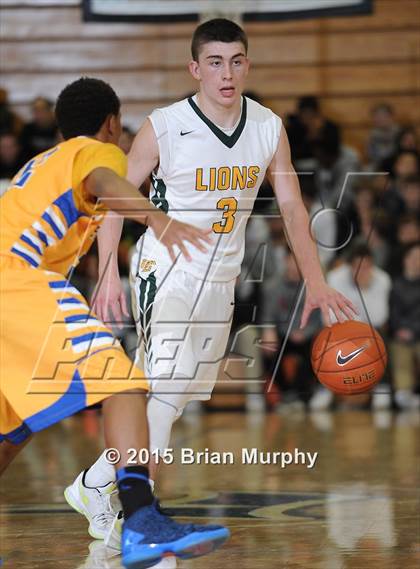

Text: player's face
xmin=189 ymin=41 xmax=249 ymax=107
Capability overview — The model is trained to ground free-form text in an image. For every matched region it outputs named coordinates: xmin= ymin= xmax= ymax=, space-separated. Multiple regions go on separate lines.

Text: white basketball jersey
xmin=136 ymin=95 xmax=281 ymax=282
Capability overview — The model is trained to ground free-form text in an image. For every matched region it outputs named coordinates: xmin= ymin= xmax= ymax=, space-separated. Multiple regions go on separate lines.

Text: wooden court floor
xmin=1 ymin=409 xmax=419 ymax=568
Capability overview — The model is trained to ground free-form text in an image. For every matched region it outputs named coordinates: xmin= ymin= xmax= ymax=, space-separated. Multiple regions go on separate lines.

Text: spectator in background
xmin=314 ymin=136 xmax=361 ymax=208
xmin=327 ymin=242 xmax=391 ymax=329
xmin=310 ymin=241 xmax=392 ymax=410
xmin=367 ymin=103 xmax=400 ymax=169
xmin=399 ymin=174 xmax=420 ymax=217
xmin=389 ymin=242 xmax=420 ymax=410
xmin=0 ymin=87 xmax=22 ymax=135
xmin=353 ymin=184 xmax=377 ymax=239
xmin=386 ymin=214 xmax=420 ymax=277
xmin=261 ymin=210 xmax=288 ymax=283
xmin=396 ymin=126 xmax=418 ymax=154
xmin=20 ymin=96 xmax=58 ymax=157
xmin=381 ymin=126 xmax=419 ymax=173
xmin=119 ymin=125 xmax=135 ymax=155
xmin=0 ymin=132 xmax=26 ymax=180
xmin=261 ymin=248 xmax=321 ymax=411
xmin=299 ymin=173 xmax=337 ymax=269
xmin=286 ymin=95 xmax=341 ymax=166
xmin=387 ymin=149 xmax=420 ymax=181
xmin=374 ymin=152 xmax=420 ymax=224
xmin=350 ymin=184 xmax=390 ymax=269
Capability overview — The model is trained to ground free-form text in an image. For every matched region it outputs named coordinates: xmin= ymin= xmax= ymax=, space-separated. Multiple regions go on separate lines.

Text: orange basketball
xmin=311 ymin=321 xmax=387 ymax=395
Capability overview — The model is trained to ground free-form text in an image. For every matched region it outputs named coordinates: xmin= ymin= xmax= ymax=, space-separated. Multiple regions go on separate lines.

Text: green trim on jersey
xmin=139 ymin=271 xmax=157 ymax=371
xmin=151 ymin=175 xmax=169 ymax=213
xmin=187 ymin=96 xmax=247 ymax=149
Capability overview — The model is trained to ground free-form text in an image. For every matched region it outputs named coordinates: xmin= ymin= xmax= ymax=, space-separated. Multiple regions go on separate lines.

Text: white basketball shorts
xmin=130 ymin=258 xmax=235 ymax=402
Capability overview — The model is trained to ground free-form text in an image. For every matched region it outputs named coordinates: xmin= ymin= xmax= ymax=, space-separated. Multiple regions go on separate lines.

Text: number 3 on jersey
xmin=212 ymin=197 xmax=238 ymax=234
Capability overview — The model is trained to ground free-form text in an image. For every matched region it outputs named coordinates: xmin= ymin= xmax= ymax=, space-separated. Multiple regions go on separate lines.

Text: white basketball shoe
xmin=76 ymin=540 xmax=120 ymax=569
xmin=64 ymin=470 xmax=119 ymax=539
xmin=104 ymin=511 xmax=123 ymax=550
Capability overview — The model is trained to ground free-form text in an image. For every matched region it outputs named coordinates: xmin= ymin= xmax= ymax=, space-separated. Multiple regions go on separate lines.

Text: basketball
xmin=311 ymin=321 xmax=387 ymax=395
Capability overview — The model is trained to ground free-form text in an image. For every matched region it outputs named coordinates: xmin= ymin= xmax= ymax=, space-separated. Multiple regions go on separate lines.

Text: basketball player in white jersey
xmin=65 ymin=19 xmax=357 ymax=547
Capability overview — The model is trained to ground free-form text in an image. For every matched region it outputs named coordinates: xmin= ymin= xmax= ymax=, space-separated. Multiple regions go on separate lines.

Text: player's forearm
xmin=281 ymin=200 xmax=326 ymax=288
xmin=91 ymin=170 xmax=154 ymax=224
xmin=97 ymin=214 xmax=124 ymax=276
xmin=87 ymin=167 xmax=167 ymax=232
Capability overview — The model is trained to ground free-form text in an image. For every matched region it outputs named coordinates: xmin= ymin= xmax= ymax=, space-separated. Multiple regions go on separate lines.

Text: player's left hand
xmin=300 ymin=282 xmax=358 ymax=328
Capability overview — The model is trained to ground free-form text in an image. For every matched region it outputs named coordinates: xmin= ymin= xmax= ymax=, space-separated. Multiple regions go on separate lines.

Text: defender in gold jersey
xmin=0 ymin=77 xmax=229 ymax=568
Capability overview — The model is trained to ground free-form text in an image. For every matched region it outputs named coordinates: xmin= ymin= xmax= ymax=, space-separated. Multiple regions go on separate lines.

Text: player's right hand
xmin=91 ymin=270 xmax=129 ymax=327
xmin=148 ymin=210 xmax=213 ymax=262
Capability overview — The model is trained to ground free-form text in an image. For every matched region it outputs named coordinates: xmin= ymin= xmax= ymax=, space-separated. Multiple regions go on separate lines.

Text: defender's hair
xmin=191 ymin=18 xmax=248 ymax=61
xmin=55 ymin=77 xmax=120 ymax=140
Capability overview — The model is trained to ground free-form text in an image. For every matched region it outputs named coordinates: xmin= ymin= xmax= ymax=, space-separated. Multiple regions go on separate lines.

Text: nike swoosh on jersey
xmin=180 ymin=130 xmax=194 ymax=136
xmin=336 ymin=345 xmax=367 ymax=366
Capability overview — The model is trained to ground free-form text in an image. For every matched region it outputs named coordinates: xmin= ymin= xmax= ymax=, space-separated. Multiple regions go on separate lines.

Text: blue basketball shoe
xmin=121 ymin=500 xmax=229 ymax=569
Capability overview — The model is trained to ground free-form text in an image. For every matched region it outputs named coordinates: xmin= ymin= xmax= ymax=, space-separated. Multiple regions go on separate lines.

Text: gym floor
xmin=1 ymin=409 xmax=419 ymax=568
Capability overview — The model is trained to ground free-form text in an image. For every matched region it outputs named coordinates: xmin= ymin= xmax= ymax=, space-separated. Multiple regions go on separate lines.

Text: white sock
xmin=85 ymin=454 xmax=155 ymax=493
xmin=84 ymin=450 xmax=116 ymax=488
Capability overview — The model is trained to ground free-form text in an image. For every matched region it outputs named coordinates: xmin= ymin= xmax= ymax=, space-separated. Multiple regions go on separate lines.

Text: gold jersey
xmin=0 ymin=136 xmax=127 ymax=276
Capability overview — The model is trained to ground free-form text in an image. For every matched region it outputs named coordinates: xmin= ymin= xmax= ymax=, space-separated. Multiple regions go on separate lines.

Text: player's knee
xmin=149 ymin=373 xmax=196 ymax=410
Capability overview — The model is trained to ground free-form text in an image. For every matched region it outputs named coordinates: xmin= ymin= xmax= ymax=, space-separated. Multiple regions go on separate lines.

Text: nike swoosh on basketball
xmin=336 ymin=345 xmax=367 ymax=366
xmin=180 ymin=130 xmax=194 ymax=136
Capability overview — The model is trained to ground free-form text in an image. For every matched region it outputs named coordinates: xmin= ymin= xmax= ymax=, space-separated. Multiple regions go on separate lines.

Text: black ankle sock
xmin=116 ymin=465 xmax=154 ymax=519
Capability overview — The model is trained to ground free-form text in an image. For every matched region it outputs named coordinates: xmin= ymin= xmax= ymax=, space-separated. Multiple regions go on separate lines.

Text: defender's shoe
xmin=122 ymin=501 xmax=229 ymax=569
xmin=105 ymin=503 xmax=171 ymax=551
xmin=64 ymin=470 xmax=118 ymax=539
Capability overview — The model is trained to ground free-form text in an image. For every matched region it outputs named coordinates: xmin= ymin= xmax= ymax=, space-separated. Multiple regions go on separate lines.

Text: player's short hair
xmin=191 ymin=18 xmax=248 ymax=61
xmin=55 ymin=77 xmax=120 ymax=140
